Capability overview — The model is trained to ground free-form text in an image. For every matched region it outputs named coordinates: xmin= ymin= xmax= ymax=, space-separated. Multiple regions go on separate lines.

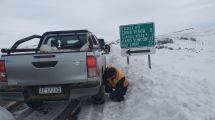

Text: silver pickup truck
xmin=0 ymin=30 xmax=107 ymax=108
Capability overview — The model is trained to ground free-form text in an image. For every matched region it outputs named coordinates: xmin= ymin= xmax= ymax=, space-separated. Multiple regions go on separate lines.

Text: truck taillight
xmin=87 ymin=56 xmax=99 ymax=77
xmin=0 ymin=60 xmax=7 ymax=82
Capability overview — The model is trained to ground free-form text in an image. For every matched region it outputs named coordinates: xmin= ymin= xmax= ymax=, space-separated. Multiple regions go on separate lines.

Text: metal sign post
xmin=127 ymin=56 xmax=129 ymax=64
xmin=119 ymin=22 xmax=156 ymax=68
xmin=148 ymin=55 xmax=151 ymax=69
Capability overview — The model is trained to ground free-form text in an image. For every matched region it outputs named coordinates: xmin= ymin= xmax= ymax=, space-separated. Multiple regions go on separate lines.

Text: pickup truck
xmin=0 ymin=30 xmax=107 ymax=108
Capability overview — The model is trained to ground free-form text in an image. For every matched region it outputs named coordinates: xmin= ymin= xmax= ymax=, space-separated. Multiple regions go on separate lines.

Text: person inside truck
xmin=103 ymin=65 xmax=129 ymax=102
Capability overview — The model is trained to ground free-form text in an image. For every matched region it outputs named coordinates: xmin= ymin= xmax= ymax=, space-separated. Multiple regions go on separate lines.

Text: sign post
xmin=148 ymin=55 xmax=151 ymax=69
xmin=119 ymin=22 xmax=156 ymax=68
xmin=127 ymin=56 xmax=129 ymax=64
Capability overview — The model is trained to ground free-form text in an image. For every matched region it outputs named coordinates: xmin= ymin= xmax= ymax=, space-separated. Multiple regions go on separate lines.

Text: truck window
xmin=40 ymin=34 xmax=88 ymax=52
xmin=88 ymin=36 xmax=94 ymax=46
xmin=17 ymin=38 xmax=40 ymax=49
xmin=59 ymin=35 xmax=86 ymax=49
xmin=46 ymin=36 xmax=58 ymax=47
xmin=91 ymin=35 xmax=99 ymax=45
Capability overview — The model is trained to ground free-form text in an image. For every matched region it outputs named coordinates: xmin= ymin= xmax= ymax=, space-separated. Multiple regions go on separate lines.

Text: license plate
xmin=39 ymin=86 xmax=62 ymax=95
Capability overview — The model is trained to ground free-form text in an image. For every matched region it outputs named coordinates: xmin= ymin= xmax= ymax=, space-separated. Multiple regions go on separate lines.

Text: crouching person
xmin=103 ymin=66 xmax=129 ymax=102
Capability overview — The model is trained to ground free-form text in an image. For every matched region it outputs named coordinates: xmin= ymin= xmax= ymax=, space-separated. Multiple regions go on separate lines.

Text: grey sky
xmin=0 ymin=0 xmax=215 ymax=47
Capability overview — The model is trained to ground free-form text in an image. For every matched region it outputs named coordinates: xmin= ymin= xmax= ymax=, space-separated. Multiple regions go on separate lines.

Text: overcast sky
xmin=0 ymin=0 xmax=215 ymax=47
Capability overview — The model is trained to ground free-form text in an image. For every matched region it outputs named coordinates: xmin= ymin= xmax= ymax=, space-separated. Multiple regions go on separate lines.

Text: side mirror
xmin=104 ymin=44 xmax=111 ymax=54
xmin=98 ymin=39 xmax=105 ymax=50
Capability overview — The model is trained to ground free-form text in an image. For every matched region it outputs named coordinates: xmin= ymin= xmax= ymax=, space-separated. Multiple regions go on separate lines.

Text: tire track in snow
xmin=78 ymin=98 xmax=104 ymax=120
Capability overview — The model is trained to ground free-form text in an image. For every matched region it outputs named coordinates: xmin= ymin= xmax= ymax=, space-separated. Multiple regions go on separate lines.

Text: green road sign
xmin=120 ymin=22 xmax=155 ymax=48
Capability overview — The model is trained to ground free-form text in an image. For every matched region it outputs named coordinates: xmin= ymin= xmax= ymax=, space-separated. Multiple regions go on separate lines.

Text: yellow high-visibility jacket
xmin=106 ymin=66 xmax=129 ymax=89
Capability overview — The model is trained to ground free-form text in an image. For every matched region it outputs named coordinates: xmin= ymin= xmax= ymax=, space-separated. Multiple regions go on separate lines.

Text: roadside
xmin=101 ymin=39 xmax=215 ymax=120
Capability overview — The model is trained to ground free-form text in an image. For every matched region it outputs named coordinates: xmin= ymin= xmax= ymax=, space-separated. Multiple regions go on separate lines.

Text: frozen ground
xmin=101 ymin=28 xmax=215 ymax=120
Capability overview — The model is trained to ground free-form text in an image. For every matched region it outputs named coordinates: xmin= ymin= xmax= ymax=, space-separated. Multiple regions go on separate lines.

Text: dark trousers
xmin=109 ymin=87 xmax=127 ymax=102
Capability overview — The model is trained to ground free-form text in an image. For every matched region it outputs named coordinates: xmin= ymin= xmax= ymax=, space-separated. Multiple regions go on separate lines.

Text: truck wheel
xmin=26 ymin=101 xmax=43 ymax=108
xmin=92 ymin=85 xmax=105 ymax=104
xmin=23 ymin=90 xmax=43 ymax=108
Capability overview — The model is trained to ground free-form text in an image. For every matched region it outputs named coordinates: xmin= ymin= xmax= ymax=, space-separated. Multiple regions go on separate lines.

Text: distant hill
xmin=156 ymin=28 xmax=215 ymax=51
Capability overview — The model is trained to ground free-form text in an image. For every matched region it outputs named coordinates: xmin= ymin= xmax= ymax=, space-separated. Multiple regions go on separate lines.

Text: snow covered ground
xmin=100 ymin=28 xmax=215 ymax=120
xmin=1 ymin=28 xmax=215 ymax=120
xmin=0 ymin=106 xmax=15 ymax=120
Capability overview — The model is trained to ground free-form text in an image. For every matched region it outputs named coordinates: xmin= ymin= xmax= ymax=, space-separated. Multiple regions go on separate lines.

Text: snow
xmin=78 ymin=99 xmax=104 ymax=120
xmin=1 ymin=28 xmax=215 ymax=120
xmin=101 ymin=28 xmax=215 ymax=120
xmin=24 ymin=101 xmax=70 ymax=120
xmin=0 ymin=106 xmax=15 ymax=120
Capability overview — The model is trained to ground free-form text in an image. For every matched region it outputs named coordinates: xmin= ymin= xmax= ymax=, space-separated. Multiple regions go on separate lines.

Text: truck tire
xmin=92 ymin=85 xmax=105 ymax=104
xmin=26 ymin=101 xmax=43 ymax=108
xmin=23 ymin=90 xmax=43 ymax=108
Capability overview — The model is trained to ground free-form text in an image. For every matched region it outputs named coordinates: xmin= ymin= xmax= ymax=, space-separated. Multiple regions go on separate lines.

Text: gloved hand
xmin=112 ymin=88 xmax=116 ymax=91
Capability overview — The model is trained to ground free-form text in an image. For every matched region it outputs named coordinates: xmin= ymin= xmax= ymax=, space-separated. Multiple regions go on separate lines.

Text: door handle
xmin=34 ymin=55 xmax=56 ymax=59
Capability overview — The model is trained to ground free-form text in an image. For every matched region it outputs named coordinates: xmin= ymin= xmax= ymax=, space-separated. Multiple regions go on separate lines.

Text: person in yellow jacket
xmin=103 ymin=65 xmax=129 ymax=102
